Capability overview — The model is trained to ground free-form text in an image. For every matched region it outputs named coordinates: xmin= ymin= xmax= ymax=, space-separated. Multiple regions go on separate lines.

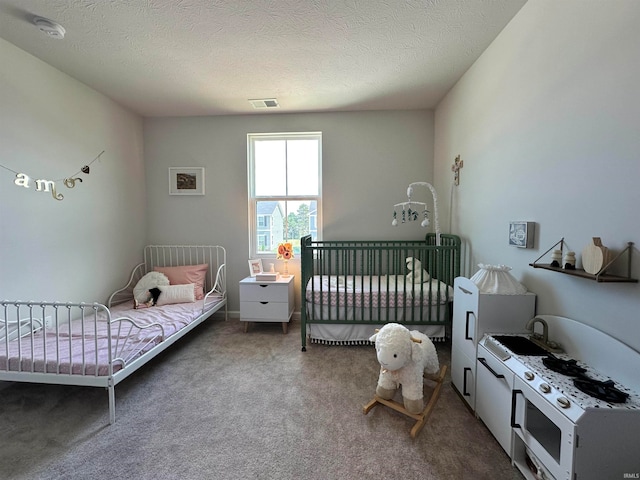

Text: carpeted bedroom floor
xmin=0 ymin=318 xmax=523 ymax=480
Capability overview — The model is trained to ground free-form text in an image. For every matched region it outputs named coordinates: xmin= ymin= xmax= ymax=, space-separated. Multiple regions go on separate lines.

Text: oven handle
xmin=511 ymin=389 xmax=523 ymax=429
xmin=477 ymin=357 xmax=505 ymax=379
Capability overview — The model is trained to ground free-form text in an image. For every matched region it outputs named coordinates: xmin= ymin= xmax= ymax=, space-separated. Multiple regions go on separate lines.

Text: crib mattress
xmin=305 ymin=275 xmax=453 ymax=307
xmin=305 ymin=275 xmax=451 ymax=344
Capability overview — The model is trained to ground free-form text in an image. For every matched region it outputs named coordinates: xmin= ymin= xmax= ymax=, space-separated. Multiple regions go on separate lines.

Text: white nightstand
xmin=239 ymin=275 xmax=295 ymax=333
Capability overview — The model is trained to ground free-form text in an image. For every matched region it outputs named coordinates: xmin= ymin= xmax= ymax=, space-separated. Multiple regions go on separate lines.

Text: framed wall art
xmin=169 ymin=167 xmax=205 ymax=195
xmin=509 ymin=221 xmax=535 ymax=248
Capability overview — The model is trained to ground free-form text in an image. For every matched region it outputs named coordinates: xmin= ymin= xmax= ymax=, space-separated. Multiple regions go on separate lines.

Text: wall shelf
xmin=530 ymin=238 xmax=637 ymax=283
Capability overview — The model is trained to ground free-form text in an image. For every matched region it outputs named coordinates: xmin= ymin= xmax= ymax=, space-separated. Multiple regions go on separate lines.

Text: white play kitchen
xmin=452 ymin=272 xmax=640 ymax=480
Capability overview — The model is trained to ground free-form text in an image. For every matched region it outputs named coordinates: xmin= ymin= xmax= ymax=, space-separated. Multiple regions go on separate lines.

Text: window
xmin=248 ymin=132 xmax=322 ymax=258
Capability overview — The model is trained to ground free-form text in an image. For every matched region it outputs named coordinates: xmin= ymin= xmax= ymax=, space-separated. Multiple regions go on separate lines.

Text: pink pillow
xmin=154 ymin=264 xmax=208 ymax=300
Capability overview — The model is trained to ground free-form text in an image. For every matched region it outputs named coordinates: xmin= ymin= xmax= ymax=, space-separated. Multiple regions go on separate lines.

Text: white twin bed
xmin=1 ymin=245 xmax=227 ymax=424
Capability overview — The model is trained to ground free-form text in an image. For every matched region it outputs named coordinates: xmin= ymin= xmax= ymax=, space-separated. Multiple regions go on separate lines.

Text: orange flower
xmin=276 ymin=242 xmax=294 ymax=260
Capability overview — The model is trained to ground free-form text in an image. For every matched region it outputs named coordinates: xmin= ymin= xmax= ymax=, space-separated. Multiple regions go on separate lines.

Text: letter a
xmin=14 ymin=173 xmax=30 ymax=188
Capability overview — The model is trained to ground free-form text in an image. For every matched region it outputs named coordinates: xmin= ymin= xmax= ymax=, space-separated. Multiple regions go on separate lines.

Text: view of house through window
xmin=248 ymin=132 xmax=322 ymax=257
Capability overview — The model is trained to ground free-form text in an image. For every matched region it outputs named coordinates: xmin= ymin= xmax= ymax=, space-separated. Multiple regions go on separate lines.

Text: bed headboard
xmin=143 ymin=244 xmax=226 ymax=294
xmin=109 ymin=245 xmax=226 ymax=307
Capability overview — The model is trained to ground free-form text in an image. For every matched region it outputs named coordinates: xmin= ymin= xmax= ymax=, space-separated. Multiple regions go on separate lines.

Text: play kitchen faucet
xmin=526 ymin=317 xmax=563 ymax=352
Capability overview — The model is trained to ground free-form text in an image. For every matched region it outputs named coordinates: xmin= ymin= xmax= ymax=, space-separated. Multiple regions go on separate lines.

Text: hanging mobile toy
xmin=421 ymin=209 xmax=430 ymax=228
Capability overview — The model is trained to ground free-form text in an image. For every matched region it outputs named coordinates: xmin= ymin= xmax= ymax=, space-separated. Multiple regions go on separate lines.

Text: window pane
xmin=283 ymin=200 xmax=317 ymax=247
xmin=287 ymin=140 xmax=319 ymax=196
xmin=255 ymin=140 xmax=286 ymax=196
xmin=255 ymin=200 xmax=284 ymax=252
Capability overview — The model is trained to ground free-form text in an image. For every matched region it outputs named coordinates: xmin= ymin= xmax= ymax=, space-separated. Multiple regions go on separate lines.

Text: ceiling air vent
xmin=249 ymin=98 xmax=279 ymax=109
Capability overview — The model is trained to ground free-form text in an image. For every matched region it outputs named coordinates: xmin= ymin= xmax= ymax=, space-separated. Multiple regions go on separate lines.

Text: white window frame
xmin=247 ymin=132 xmax=322 ymax=258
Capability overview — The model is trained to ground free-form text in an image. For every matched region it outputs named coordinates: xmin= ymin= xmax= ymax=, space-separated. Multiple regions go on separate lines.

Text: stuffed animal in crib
xmin=405 ymin=257 xmax=430 ymax=283
xmin=369 ymin=323 xmax=440 ymax=414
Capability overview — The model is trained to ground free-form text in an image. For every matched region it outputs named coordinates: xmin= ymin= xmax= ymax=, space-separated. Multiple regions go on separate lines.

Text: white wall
xmin=143 ymin=110 xmax=435 ymax=312
xmin=0 ymin=38 xmax=146 ymax=302
xmin=434 ymin=0 xmax=640 ymax=350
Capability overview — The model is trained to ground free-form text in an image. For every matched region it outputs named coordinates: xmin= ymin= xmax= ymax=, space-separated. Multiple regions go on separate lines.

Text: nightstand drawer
xmin=240 ymin=301 xmax=291 ymax=320
xmin=240 ymin=283 xmax=289 ymax=302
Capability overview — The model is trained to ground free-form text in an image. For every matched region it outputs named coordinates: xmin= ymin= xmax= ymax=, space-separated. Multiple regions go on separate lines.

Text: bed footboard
xmin=300 ymin=234 xmax=461 ymax=351
xmin=0 ymin=300 xmax=167 ymax=423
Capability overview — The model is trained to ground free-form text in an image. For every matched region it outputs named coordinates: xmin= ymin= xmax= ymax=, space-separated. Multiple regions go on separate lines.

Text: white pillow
xmin=156 ymin=284 xmax=196 ymax=306
xmin=133 ymin=271 xmax=170 ymax=303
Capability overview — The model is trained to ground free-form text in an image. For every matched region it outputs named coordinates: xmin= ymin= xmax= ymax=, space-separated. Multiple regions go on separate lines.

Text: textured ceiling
xmin=0 ymin=0 xmax=526 ymax=117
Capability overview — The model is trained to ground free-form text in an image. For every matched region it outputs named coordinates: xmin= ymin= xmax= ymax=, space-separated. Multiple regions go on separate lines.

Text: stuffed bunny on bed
xmin=405 ymin=257 xmax=430 ymax=284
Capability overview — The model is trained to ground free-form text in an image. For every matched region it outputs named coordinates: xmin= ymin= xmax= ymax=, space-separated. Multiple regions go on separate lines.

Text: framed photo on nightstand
xmin=248 ymin=259 xmax=263 ymax=277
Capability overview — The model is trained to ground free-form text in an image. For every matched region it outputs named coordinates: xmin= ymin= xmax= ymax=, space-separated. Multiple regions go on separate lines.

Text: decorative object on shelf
xmin=277 ymin=242 xmax=294 ymax=277
xmin=563 ymin=251 xmax=576 ymax=270
xmin=530 ymin=238 xmax=637 ymax=283
xmin=470 ymin=264 xmax=527 ymax=294
xmin=581 ymin=237 xmax=609 ymax=275
xmin=550 ymin=249 xmax=562 ymax=267
xmin=451 ymin=155 xmax=464 ymax=186
xmin=169 ymin=167 xmax=205 ymax=195
xmin=248 ymin=259 xmax=263 ymax=277
xmin=392 ymin=181 xmax=441 ymax=245
xmin=1 ymin=150 xmax=105 ymax=201
xmin=508 ymin=221 xmax=535 ymax=248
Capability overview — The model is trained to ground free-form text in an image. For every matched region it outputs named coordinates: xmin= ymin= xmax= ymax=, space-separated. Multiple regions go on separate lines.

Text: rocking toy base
xmin=362 ymin=365 xmax=447 ymax=438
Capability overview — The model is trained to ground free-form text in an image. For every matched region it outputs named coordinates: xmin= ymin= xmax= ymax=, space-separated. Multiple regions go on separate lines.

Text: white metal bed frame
xmin=1 ymin=245 xmax=227 ymax=424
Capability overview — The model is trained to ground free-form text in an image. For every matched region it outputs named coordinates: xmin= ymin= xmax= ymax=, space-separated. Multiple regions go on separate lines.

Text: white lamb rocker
xmin=362 ymin=323 xmax=447 ymax=438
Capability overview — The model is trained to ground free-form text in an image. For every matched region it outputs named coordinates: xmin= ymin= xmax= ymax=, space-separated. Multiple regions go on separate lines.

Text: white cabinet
xmin=240 ymin=276 xmax=295 ymax=333
xmin=475 ymin=343 xmax=515 ymax=455
xmin=451 ymin=277 xmax=535 ymax=410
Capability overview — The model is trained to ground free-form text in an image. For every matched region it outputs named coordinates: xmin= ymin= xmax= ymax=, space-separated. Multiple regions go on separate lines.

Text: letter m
xmin=35 ymin=179 xmax=56 ymax=192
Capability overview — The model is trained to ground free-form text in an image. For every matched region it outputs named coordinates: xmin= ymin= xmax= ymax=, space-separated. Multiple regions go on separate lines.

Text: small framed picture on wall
xmin=509 ymin=221 xmax=535 ymax=248
xmin=169 ymin=167 xmax=205 ymax=195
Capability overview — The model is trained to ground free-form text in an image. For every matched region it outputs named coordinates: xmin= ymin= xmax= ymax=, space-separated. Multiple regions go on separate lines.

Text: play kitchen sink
xmin=490 ymin=335 xmax=549 ymax=356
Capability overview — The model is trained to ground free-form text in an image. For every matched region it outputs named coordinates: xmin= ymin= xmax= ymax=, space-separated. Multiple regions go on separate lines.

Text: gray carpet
xmin=0 ymin=319 xmax=522 ymax=480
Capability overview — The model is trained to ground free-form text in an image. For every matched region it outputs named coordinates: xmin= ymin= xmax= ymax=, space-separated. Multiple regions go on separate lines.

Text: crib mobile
xmin=392 ymin=181 xmax=441 ymax=245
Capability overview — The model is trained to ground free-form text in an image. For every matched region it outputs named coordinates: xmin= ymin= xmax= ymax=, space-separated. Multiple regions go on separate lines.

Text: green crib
xmin=300 ymin=234 xmax=461 ymax=351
